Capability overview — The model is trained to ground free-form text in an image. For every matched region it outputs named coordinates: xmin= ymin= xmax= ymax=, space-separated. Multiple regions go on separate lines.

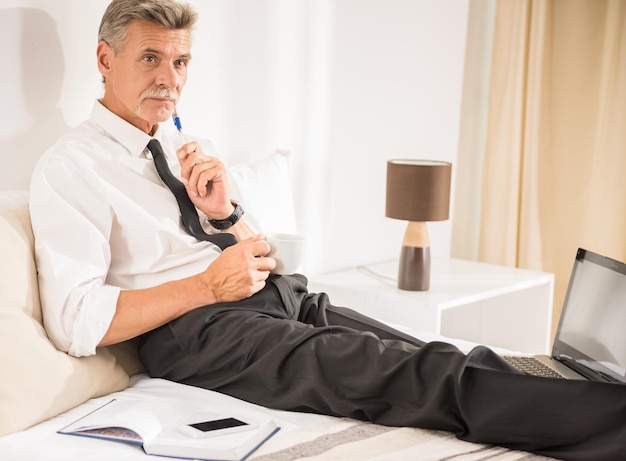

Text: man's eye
xmin=144 ymin=55 xmax=156 ymax=63
xmin=175 ymin=59 xmax=187 ymax=67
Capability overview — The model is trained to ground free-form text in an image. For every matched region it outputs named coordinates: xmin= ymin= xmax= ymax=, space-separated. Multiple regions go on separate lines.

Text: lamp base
xmin=397 ymin=221 xmax=431 ymax=291
xmin=398 ymin=245 xmax=430 ymax=291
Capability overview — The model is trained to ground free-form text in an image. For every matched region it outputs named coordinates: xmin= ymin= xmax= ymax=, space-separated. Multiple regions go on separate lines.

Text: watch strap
xmin=208 ymin=200 xmax=244 ymax=230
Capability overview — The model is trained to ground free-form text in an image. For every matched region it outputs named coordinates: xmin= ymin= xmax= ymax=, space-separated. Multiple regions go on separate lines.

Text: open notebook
xmin=503 ymin=248 xmax=626 ymax=383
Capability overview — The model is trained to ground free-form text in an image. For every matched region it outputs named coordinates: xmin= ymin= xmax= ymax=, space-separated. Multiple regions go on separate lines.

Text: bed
xmin=0 ymin=157 xmax=554 ymax=460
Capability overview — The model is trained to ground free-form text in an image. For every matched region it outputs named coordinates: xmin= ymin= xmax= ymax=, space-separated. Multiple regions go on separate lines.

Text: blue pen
xmin=172 ymin=109 xmax=183 ymax=131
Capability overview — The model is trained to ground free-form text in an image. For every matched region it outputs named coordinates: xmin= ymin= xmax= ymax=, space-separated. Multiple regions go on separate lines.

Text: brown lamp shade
xmin=385 ymin=160 xmax=452 ymax=222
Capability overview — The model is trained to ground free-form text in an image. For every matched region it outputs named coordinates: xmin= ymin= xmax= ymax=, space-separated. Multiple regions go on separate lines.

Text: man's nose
xmin=155 ymin=63 xmax=182 ymax=88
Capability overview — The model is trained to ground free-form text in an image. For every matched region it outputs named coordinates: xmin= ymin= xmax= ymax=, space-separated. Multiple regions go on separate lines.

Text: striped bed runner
xmin=250 ymin=419 xmax=555 ymax=461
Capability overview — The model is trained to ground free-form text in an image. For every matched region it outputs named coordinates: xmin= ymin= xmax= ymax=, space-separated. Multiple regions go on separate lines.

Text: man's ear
xmin=96 ymin=41 xmax=114 ymax=77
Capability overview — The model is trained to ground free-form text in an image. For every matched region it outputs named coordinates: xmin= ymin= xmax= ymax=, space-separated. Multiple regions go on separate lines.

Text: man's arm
xmin=99 ymin=228 xmax=275 ymax=346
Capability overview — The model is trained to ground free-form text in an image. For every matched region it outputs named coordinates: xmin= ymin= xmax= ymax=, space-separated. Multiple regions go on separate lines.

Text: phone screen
xmin=189 ymin=418 xmax=249 ymax=432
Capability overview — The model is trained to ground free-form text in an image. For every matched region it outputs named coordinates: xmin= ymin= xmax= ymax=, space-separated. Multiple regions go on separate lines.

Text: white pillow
xmin=228 ymin=151 xmax=297 ymax=234
xmin=0 ymin=208 xmax=131 ymax=436
xmin=0 ymin=190 xmax=29 ymax=209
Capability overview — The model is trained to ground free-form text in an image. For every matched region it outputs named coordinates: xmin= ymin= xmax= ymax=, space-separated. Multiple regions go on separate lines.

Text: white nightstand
xmin=308 ymin=258 xmax=554 ymax=354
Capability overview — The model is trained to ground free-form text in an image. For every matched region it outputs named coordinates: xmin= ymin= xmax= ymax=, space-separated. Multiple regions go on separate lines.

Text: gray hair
xmin=98 ymin=0 xmax=198 ymax=53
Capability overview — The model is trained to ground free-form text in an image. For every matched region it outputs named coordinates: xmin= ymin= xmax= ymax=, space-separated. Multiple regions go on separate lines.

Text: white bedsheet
xmin=0 ymin=331 xmax=550 ymax=461
xmin=0 ymin=374 xmax=551 ymax=461
xmin=0 ymin=375 xmax=324 ymax=461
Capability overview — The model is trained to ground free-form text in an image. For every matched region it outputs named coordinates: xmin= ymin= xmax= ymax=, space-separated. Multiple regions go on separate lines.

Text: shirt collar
xmin=90 ymin=100 xmax=161 ymax=158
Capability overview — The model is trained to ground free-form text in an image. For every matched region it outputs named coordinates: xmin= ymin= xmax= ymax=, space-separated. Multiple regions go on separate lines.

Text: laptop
xmin=502 ymin=248 xmax=626 ymax=383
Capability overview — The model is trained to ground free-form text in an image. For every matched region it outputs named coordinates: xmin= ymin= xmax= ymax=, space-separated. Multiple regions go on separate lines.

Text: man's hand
xmin=201 ymin=235 xmax=277 ymax=303
xmin=177 ymin=141 xmax=233 ymax=219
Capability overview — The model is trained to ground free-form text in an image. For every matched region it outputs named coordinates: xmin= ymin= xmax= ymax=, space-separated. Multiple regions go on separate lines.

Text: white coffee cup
xmin=266 ymin=233 xmax=306 ymax=275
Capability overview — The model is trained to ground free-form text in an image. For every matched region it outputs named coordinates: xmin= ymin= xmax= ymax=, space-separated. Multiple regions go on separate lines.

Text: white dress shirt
xmin=30 ymin=101 xmax=231 ymax=357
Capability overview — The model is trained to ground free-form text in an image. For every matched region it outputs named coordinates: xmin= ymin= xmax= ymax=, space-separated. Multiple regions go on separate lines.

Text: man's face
xmin=98 ymin=20 xmax=191 ymax=134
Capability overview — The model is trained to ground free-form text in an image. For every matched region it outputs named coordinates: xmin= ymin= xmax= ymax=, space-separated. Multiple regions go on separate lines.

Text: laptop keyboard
xmin=502 ymin=356 xmax=565 ymax=379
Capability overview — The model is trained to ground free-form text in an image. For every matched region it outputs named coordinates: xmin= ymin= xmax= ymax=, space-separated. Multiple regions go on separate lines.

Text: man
xmin=30 ymin=1 xmax=625 ymax=460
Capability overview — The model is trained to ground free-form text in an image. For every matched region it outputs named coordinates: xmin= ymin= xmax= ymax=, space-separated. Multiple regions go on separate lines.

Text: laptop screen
xmin=552 ymin=248 xmax=626 ymax=383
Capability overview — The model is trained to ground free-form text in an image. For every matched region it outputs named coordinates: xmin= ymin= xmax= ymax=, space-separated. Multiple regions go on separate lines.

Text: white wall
xmin=0 ymin=0 xmax=469 ymax=276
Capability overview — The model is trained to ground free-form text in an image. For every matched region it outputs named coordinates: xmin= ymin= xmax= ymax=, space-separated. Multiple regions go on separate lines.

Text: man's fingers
xmin=176 ymin=142 xmax=199 ymax=160
xmin=255 ymin=256 xmax=276 ymax=272
xmin=186 ymin=161 xmax=220 ymax=196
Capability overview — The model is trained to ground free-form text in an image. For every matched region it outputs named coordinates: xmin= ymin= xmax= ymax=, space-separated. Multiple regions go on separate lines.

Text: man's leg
xmin=297 ymin=284 xmax=626 ymax=459
xmin=292 ymin=290 xmax=426 ymax=347
xmin=139 ymin=276 xmax=626 ymax=461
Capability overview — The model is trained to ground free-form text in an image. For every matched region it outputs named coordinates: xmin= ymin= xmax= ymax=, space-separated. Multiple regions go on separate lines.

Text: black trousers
xmin=139 ymin=275 xmax=626 ymax=461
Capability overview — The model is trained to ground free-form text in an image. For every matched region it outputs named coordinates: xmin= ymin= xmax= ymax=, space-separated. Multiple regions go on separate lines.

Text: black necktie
xmin=147 ymin=138 xmax=237 ymax=250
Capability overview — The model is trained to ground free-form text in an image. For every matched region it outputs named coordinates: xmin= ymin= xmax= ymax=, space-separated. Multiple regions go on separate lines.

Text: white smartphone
xmin=178 ymin=417 xmax=257 ymax=439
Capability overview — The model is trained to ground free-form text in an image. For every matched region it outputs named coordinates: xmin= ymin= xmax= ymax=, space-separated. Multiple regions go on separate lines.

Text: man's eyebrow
xmin=143 ymin=47 xmax=163 ymax=55
xmin=143 ymin=47 xmax=192 ymax=60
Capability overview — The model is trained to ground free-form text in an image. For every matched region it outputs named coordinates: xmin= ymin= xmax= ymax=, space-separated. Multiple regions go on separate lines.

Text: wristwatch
xmin=207 ymin=200 xmax=244 ymax=230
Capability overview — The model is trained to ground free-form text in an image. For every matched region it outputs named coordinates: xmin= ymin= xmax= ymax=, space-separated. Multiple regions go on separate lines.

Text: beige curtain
xmin=478 ymin=0 xmax=626 ymax=338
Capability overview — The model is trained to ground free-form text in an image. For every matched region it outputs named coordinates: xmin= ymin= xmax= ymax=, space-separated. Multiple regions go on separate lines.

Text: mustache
xmin=141 ymin=88 xmax=179 ymax=102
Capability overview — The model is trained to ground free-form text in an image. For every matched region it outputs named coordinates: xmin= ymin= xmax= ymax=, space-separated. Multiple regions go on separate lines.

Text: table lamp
xmin=385 ymin=159 xmax=452 ymax=291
